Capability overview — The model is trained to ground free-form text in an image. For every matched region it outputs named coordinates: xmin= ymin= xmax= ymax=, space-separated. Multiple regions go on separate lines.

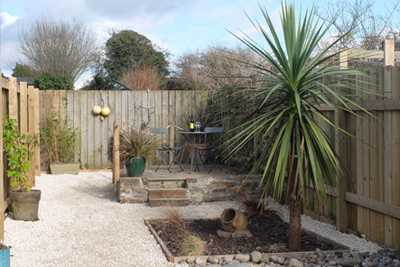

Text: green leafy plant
xmin=40 ymin=111 xmax=81 ymax=164
xmin=3 ymin=117 xmax=38 ymax=192
xmin=119 ymin=126 xmax=158 ymax=163
xmin=33 ymin=71 xmax=73 ymax=90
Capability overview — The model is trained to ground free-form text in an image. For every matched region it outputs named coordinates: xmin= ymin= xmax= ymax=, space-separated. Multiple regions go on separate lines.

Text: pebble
xmin=179 ymin=248 xmax=400 ymax=267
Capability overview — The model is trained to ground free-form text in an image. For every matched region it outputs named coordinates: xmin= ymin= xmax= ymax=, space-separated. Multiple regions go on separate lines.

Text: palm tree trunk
xmin=288 ymin=157 xmax=302 ymax=251
xmin=288 ymin=195 xmax=302 ymax=250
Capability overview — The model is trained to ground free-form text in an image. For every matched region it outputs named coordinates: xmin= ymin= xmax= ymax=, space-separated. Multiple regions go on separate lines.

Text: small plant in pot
xmin=119 ymin=126 xmax=158 ymax=177
xmin=40 ymin=112 xmax=81 ymax=174
xmin=0 ymin=240 xmax=10 ymax=267
xmin=3 ymin=117 xmax=40 ymax=221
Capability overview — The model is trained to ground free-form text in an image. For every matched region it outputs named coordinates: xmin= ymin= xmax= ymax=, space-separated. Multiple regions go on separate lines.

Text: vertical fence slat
xmin=94 ymin=90 xmax=102 ymax=169
xmin=80 ymin=91 xmax=88 ymax=169
xmin=87 ymin=91 xmax=95 ymax=169
xmin=8 ymin=77 xmax=18 ymax=121
xmin=0 ymin=73 xmax=4 ymax=240
xmin=113 ymin=121 xmax=119 ymax=191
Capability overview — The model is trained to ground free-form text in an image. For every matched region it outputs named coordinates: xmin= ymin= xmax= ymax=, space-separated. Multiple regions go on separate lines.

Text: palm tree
xmin=222 ymin=3 xmax=377 ymax=250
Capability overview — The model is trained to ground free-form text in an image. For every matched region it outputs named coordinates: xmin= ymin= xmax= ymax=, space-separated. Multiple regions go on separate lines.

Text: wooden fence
xmin=39 ymin=90 xmax=209 ymax=170
xmin=304 ymin=66 xmax=400 ymax=250
xmin=1 ymin=73 xmax=40 ymax=239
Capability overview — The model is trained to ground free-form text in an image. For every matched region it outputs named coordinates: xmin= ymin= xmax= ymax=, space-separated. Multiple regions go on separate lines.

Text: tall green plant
xmin=222 ymin=2 xmax=378 ymax=250
xmin=119 ymin=126 xmax=158 ymax=163
xmin=3 ymin=117 xmax=38 ymax=192
xmin=40 ymin=112 xmax=81 ymax=164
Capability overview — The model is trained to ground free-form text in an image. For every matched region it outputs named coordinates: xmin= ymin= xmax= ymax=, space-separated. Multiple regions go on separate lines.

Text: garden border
xmin=144 ymin=218 xmax=349 ymax=263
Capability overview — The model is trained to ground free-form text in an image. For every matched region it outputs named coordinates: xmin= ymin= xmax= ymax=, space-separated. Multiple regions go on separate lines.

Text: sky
xmin=0 ymin=0 xmax=394 ymax=88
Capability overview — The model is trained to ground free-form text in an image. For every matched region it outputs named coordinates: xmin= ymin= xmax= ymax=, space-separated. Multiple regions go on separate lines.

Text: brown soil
xmin=150 ymin=211 xmax=347 ymax=256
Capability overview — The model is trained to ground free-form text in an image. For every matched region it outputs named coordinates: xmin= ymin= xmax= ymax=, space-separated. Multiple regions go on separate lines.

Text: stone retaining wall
xmin=118 ymin=174 xmax=262 ymax=204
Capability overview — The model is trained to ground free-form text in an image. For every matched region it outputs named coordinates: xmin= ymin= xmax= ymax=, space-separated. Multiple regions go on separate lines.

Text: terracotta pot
xmin=221 ymin=208 xmax=248 ymax=232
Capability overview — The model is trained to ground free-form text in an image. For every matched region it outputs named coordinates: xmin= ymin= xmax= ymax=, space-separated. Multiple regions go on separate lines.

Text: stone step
xmin=148 ymin=197 xmax=190 ymax=207
xmin=147 ymin=178 xmax=187 ymax=189
xmin=148 ymin=189 xmax=187 ymax=199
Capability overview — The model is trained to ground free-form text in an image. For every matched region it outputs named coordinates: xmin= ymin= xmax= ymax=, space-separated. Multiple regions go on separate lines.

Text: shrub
xmin=33 ymin=71 xmax=73 ymax=90
xmin=179 ymin=234 xmax=204 ymax=256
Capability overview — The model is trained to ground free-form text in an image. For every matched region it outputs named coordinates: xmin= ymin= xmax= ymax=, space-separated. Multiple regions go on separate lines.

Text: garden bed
xmin=146 ymin=211 xmax=349 ymax=263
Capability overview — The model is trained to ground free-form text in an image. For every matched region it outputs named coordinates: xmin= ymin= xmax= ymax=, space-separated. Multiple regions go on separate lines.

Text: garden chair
xmin=152 ymin=127 xmax=185 ymax=172
xmin=194 ymin=127 xmax=224 ymax=172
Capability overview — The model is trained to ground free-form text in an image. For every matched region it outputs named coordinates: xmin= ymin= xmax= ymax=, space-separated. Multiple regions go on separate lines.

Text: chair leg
xmin=196 ymin=148 xmax=210 ymax=173
xmin=168 ymin=149 xmax=184 ymax=172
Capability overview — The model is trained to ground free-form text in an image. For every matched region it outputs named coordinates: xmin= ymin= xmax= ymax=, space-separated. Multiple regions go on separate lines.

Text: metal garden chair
xmin=152 ymin=127 xmax=185 ymax=172
xmin=194 ymin=127 xmax=224 ymax=172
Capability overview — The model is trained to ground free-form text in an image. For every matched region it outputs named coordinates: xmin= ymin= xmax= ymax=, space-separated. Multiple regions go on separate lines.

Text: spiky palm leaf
xmin=221 ymin=2 xmax=378 ymax=249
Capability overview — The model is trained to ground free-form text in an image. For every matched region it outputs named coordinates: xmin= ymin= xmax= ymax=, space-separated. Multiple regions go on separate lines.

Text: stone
xmin=186 ymin=256 xmax=196 ymax=264
xmin=211 ymin=179 xmax=240 ymax=186
xmin=286 ymin=258 xmax=304 ymax=267
xmin=338 ymin=257 xmax=362 ymax=267
xmin=119 ymin=197 xmax=146 ymax=204
xmin=224 ymin=263 xmax=252 ymax=267
xmin=217 ymin=229 xmax=232 ymax=238
xmin=250 ymin=251 xmax=262 ymax=263
xmin=208 ymin=256 xmax=219 ymax=264
xmin=232 ymin=230 xmax=254 ymax=238
xmin=210 ymin=187 xmax=228 ymax=193
xmin=120 ymin=177 xmax=141 ymax=187
xmin=328 ymin=260 xmax=337 ymax=265
xmin=203 ymin=194 xmax=228 ymax=202
xmin=195 ymin=257 xmax=204 ymax=264
xmin=261 ymin=255 xmax=270 ymax=263
xmin=235 ymin=254 xmax=251 ymax=262
xmin=365 ymin=262 xmax=375 ymax=267
xmin=174 ymin=262 xmax=189 ymax=267
xmin=223 ymin=256 xmax=233 ymax=263
xmin=270 ymin=255 xmax=286 ymax=264
xmin=316 ymin=248 xmax=324 ymax=258
xmin=350 ymin=248 xmax=360 ymax=258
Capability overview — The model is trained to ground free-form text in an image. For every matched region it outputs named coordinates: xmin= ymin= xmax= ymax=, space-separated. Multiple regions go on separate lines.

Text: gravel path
xmin=4 ymin=172 xmax=383 ymax=267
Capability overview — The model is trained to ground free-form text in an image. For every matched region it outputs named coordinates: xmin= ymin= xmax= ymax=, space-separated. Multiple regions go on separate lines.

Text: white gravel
xmin=4 ymin=172 xmax=382 ymax=267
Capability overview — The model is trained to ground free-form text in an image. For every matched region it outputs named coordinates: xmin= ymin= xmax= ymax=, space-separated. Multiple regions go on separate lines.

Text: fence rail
xmin=1 ymin=72 xmax=40 ymax=239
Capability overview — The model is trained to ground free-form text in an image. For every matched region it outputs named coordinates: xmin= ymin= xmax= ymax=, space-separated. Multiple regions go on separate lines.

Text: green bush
xmin=33 ymin=71 xmax=74 ymax=90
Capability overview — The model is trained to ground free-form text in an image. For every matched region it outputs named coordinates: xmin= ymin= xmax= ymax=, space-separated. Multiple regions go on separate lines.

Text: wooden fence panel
xmin=1 ymin=73 xmax=40 ymax=239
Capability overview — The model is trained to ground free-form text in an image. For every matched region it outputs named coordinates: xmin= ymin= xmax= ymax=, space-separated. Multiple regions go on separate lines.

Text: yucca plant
xmin=222 ymin=2 xmax=378 ymax=250
xmin=119 ymin=126 xmax=158 ymax=163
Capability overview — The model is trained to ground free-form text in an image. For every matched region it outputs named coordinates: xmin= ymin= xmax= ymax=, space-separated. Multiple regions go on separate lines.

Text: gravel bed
xmin=4 ymin=172 xmax=382 ymax=267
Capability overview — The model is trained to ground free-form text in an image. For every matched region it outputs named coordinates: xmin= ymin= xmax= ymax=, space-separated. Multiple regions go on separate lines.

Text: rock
xmin=316 ymin=248 xmax=324 ymax=258
xmin=223 ymin=256 xmax=233 ymax=264
xmin=328 ymin=260 xmax=337 ymax=265
xmin=338 ymin=257 xmax=362 ymax=266
xmin=208 ymin=256 xmax=219 ymax=264
xmin=235 ymin=254 xmax=251 ymax=262
xmin=195 ymin=257 xmax=204 ymax=264
xmin=250 ymin=251 xmax=262 ymax=263
xmin=261 ymin=255 xmax=270 ymax=263
xmin=217 ymin=229 xmax=232 ymax=238
xmin=224 ymin=263 xmax=252 ymax=267
xmin=286 ymin=258 xmax=303 ymax=267
xmin=232 ymin=230 xmax=254 ymax=238
xmin=186 ymin=256 xmax=196 ymax=264
xmin=350 ymin=248 xmax=360 ymax=258
xmin=270 ymin=255 xmax=286 ymax=264
xmin=173 ymin=262 xmax=188 ymax=267
xmin=365 ymin=262 xmax=375 ymax=267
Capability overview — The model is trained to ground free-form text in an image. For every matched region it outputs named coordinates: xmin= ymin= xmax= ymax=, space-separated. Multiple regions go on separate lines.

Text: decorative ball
xmin=93 ymin=105 xmax=101 ymax=115
xmin=101 ymin=107 xmax=111 ymax=116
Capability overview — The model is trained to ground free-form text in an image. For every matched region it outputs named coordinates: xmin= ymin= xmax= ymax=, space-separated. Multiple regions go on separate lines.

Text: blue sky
xmin=0 ymin=0 xmax=395 ymax=87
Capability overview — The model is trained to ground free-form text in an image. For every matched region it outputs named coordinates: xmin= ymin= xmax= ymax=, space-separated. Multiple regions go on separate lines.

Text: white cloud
xmin=1 ymin=12 xmax=18 ymax=29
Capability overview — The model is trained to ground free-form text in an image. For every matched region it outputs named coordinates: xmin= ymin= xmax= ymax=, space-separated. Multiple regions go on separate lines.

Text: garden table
xmin=178 ymin=131 xmax=207 ymax=174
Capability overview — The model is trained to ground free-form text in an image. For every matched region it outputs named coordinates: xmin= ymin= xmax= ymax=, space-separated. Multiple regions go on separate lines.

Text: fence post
xmin=0 ymin=69 xmax=4 ymax=240
xmin=113 ymin=121 xmax=120 ymax=191
xmin=336 ymin=57 xmax=349 ymax=232
xmin=384 ymin=40 xmax=394 ymax=66
xmin=169 ymin=122 xmax=175 ymax=165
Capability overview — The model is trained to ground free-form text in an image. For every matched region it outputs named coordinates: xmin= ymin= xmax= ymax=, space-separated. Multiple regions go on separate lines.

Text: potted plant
xmin=40 ymin=111 xmax=81 ymax=174
xmin=3 ymin=117 xmax=40 ymax=221
xmin=119 ymin=126 xmax=158 ymax=177
xmin=0 ymin=240 xmax=10 ymax=267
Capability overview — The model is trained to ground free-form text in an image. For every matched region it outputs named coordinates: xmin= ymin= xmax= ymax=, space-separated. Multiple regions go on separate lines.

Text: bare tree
xmin=173 ymin=44 xmax=268 ymax=90
xmin=313 ymin=0 xmax=400 ymax=67
xmin=119 ymin=66 xmax=160 ymax=90
xmin=17 ymin=15 xmax=99 ymax=83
